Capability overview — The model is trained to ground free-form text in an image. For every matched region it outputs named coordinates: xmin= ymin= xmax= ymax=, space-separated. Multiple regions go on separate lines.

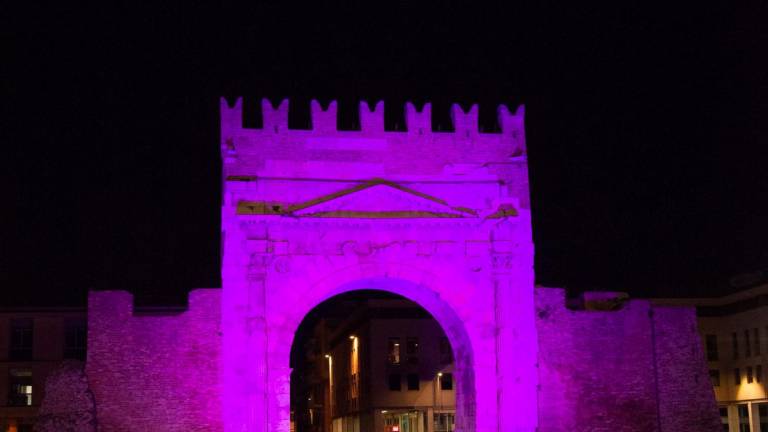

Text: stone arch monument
xmin=84 ymin=97 xmax=720 ymax=432
xmin=219 ymin=99 xmax=538 ymax=432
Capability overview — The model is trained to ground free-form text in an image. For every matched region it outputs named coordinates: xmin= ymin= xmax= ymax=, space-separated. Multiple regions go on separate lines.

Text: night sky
xmin=3 ymin=2 xmax=767 ymax=305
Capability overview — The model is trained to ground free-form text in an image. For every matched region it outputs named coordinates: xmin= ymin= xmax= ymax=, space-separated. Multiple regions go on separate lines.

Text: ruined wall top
xmin=221 ymin=98 xmax=528 ymax=202
xmin=221 ymin=98 xmax=524 ymax=137
xmin=221 ymin=98 xmax=526 ymax=177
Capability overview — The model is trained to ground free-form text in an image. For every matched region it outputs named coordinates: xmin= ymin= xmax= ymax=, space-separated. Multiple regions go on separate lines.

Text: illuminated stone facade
xmin=83 ymin=98 xmax=721 ymax=432
xmin=219 ymin=99 xmax=536 ymax=432
xmin=537 ymin=290 xmax=721 ymax=432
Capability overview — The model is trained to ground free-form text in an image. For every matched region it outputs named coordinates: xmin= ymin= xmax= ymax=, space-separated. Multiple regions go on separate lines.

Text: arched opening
xmin=288 ymin=285 xmax=474 ymax=432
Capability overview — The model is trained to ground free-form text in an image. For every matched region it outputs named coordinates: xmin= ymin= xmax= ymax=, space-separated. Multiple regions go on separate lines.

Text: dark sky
xmin=3 ymin=2 xmax=767 ymax=305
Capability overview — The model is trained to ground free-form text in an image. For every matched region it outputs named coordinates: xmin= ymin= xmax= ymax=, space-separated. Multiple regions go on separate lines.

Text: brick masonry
xmin=535 ymin=288 xmax=720 ymax=431
xmin=86 ymin=290 xmax=221 ymax=432
xmin=652 ymin=306 xmax=721 ymax=431
xmin=86 ymin=287 xmax=719 ymax=431
xmin=83 ymin=99 xmax=719 ymax=431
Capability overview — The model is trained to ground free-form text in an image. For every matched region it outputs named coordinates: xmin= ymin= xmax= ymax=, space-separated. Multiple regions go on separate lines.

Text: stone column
xmin=467 ymin=319 xmax=499 ymax=432
xmin=492 ymin=222 xmax=538 ymax=432
xmin=244 ymin=271 xmax=269 ymax=432
xmin=221 ymin=221 xmax=270 ymax=432
xmin=266 ymin=321 xmax=294 ymax=432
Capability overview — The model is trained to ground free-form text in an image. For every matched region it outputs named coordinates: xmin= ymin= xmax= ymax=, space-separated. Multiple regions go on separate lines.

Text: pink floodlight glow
xmin=82 ymin=97 xmax=721 ymax=431
xmin=220 ymin=98 xmax=537 ymax=431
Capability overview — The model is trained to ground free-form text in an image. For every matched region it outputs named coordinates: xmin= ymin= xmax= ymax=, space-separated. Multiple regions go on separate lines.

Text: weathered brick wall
xmin=222 ymin=99 xmax=526 ymax=177
xmin=535 ymin=287 xmax=719 ymax=432
xmin=84 ymin=286 xmax=718 ymax=431
xmin=652 ymin=306 xmax=721 ymax=431
xmin=535 ymin=288 xmax=659 ymax=431
xmin=86 ymin=290 xmax=222 ymax=432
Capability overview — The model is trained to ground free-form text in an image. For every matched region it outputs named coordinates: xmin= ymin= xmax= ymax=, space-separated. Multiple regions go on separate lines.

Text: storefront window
xmin=434 ymin=412 xmax=455 ymax=431
xmin=738 ymin=405 xmax=749 ymax=432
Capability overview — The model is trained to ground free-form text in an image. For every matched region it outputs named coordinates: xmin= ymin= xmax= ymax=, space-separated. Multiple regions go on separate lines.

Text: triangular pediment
xmin=291 ymin=180 xmax=475 ymax=218
xmin=237 ymin=179 xmax=477 ymax=218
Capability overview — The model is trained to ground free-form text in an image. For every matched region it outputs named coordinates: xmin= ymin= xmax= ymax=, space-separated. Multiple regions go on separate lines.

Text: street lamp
xmin=325 ymin=354 xmax=333 ymax=418
xmin=436 ymin=372 xmax=444 ymax=419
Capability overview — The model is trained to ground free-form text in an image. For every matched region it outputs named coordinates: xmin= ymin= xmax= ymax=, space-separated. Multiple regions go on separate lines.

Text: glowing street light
xmin=325 ymin=354 xmax=333 ymax=416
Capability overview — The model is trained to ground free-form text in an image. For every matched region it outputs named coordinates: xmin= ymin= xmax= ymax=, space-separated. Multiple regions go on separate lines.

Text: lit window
xmin=349 ymin=335 xmax=359 ymax=403
xmin=705 ymin=335 xmax=718 ymax=361
xmin=388 ymin=338 xmax=401 ymax=365
xmin=719 ymin=407 xmax=728 ymax=430
xmin=9 ymin=369 xmax=33 ymax=406
xmin=10 ymin=319 xmax=33 ymax=361
xmin=349 ymin=336 xmax=359 ymax=376
xmin=747 ymin=366 xmax=754 ymax=384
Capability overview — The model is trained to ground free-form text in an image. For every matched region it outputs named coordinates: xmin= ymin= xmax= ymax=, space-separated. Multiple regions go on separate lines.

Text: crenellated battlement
xmin=262 ymin=99 xmax=289 ymax=133
xmin=220 ymin=97 xmax=528 ymax=188
xmin=221 ymin=97 xmax=524 ymax=140
xmin=359 ymin=100 xmax=385 ymax=133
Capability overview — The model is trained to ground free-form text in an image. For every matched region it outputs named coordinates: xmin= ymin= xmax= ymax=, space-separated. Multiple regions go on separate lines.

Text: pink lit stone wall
xmin=86 ymin=290 xmax=222 ymax=431
xmin=535 ymin=288 xmax=720 ymax=431
xmin=83 ymin=97 xmax=719 ymax=432
xmin=651 ymin=306 xmax=721 ymax=431
xmin=220 ymin=98 xmax=536 ymax=432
